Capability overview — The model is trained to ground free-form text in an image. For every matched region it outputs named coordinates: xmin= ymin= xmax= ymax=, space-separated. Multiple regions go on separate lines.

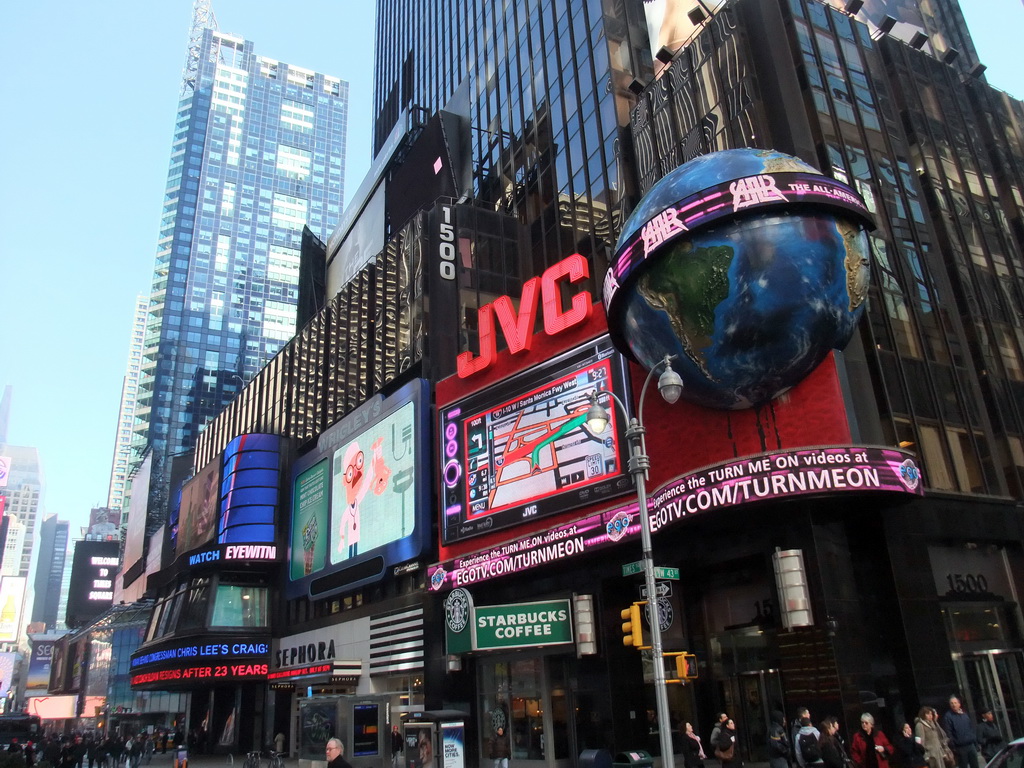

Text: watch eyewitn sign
xmin=187 ymin=544 xmax=277 ymax=567
xmin=457 ymin=253 xmax=594 ymax=378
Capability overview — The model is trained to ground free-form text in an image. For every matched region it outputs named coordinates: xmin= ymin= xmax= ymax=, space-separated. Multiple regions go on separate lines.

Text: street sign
xmin=623 ymin=563 xmax=680 ymax=580
xmin=640 ymin=582 xmax=672 ymax=599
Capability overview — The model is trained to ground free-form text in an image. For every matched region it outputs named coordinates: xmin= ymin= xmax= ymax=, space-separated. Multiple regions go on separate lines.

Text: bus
xmin=0 ymin=714 xmax=41 ymax=745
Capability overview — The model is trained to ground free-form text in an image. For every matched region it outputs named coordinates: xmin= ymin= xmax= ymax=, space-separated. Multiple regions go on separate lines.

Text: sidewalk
xmin=142 ymin=750 xmax=773 ymax=768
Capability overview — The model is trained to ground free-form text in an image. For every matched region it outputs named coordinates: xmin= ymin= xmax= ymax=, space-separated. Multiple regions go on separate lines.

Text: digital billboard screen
xmin=287 ymin=379 xmax=431 ymax=598
xmin=27 ymin=640 xmax=55 ymax=690
xmin=176 ymin=459 xmax=221 ymax=556
xmin=439 ymin=335 xmax=633 ymax=545
xmin=66 ymin=540 xmax=119 ymax=628
xmin=173 ymin=434 xmax=281 ymax=562
xmin=0 ymin=578 xmax=26 ymax=643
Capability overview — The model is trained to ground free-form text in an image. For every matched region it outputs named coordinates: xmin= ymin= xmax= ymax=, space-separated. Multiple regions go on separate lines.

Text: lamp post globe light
xmin=586 ymin=355 xmax=682 ymax=768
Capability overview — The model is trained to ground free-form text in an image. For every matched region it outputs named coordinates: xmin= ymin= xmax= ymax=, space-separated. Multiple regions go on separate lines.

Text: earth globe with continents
xmin=604 ymin=148 xmax=874 ymax=409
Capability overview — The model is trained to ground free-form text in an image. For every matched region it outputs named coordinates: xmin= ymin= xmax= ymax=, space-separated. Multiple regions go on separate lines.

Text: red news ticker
xmin=130 ymin=663 xmax=268 ymax=685
xmin=267 ymin=664 xmax=333 ymax=680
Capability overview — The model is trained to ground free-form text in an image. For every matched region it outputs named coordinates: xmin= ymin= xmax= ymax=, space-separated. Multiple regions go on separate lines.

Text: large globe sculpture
xmin=604 ymin=148 xmax=874 ymax=409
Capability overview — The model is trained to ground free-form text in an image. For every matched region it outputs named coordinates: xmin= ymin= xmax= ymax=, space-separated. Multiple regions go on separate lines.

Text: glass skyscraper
xmin=134 ymin=25 xmax=349 ymax=520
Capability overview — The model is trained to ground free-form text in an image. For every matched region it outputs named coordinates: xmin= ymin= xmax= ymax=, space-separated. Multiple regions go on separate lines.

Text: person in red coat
xmin=851 ymin=713 xmax=895 ymax=768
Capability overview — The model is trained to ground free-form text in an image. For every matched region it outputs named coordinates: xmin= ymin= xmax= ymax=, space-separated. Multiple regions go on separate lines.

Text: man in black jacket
xmin=326 ymin=739 xmax=354 ymax=768
xmin=977 ymin=706 xmax=1006 ymax=763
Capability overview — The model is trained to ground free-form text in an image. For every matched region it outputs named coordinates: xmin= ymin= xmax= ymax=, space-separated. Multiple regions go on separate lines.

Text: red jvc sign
xmin=457 ymin=253 xmax=594 ymax=378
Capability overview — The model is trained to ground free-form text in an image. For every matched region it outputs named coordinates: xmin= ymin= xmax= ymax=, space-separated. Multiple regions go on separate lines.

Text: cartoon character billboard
xmin=288 ymin=379 xmax=430 ymax=598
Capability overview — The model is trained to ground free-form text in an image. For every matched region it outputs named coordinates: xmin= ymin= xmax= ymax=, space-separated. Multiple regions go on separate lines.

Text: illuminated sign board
xmin=176 ymin=459 xmax=221 ymax=555
xmin=27 ymin=639 xmax=56 ymax=689
xmin=267 ymin=664 xmax=333 ymax=681
xmin=458 ymin=254 xmax=594 ymax=378
xmin=185 ymin=544 xmax=278 ymax=568
xmin=287 ymin=379 xmax=431 ymax=599
xmin=174 ymin=434 xmax=281 ymax=562
xmin=130 ymin=661 xmax=268 ymax=687
xmin=429 ymin=445 xmax=923 ymax=590
xmin=604 ymin=171 xmax=872 ymax=308
xmin=473 ymin=599 xmax=573 ymax=650
xmin=67 ymin=541 xmax=119 ymax=627
xmin=439 ymin=335 xmax=632 ymax=545
xmin=0 ymin=578 xmax=26 ymax=642
xmin=131 ymin=641 xmax=270 ymax=669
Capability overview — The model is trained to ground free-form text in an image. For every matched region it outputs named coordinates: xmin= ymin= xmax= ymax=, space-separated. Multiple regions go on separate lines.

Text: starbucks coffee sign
xmin=475 ymin=600 xmax=573 ymax=650
xmin=445 ymin=592 xmax=574 ymax=653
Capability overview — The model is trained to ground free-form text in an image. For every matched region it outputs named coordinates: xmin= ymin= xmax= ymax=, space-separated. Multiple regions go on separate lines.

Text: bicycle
xmin=243 ymin=752 xmax=262 ymax=768
xmin=267 ymin=752 xmax=284 ymax=768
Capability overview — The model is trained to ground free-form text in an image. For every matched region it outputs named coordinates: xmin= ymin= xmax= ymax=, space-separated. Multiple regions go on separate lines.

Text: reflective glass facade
xmin=135 ymin=28 xmax=348 ymax=520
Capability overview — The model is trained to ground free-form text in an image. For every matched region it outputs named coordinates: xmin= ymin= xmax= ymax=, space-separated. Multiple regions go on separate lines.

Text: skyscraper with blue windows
xmin=133 ymin=22 xmax=348 ymax=525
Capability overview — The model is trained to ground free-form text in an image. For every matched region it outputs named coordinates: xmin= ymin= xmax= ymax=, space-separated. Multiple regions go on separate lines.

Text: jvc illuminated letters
xmin=457 ymin=253 xmax=594 ymax=378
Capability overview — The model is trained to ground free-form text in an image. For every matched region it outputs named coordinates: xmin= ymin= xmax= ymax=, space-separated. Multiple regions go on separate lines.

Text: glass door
xmin=954 ymin=651 xmax=1024 ymax=742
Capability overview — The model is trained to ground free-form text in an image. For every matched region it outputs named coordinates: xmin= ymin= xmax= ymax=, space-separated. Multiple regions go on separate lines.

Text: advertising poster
xmin=0 ymin=578 xmax=26 ymax=643
xmin=26 ymin=640 xmax=55 ymax=689
xmin=287 ymin=379 xmax=430 ymax=598
xmin=176 ymin=460 xmax=221 ymax=555
xmin=441 ymin=723 xmax=465 ymax=768
xmin=438 ymin=335 xmax=632 ymax=545
xmin=299 ymin=701 xmax=338 ymax=760
xmin=290 ymin=460 xmax=330 ymax=580
xmin=0 ymin=652 xmax=17 ymax=698
xmin=329 ymin=401 xmax=417 ymax=565
xmin=0 ymin=456 xmax=10 ymax=487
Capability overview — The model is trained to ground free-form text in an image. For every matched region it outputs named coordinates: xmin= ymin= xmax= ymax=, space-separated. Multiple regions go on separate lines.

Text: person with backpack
xmin=851 ymin=713 xmax=894 ymax=768
xmin=797 ymin=717 xmax=824 ymax=767
xmin=710 ymin=714 xmax=729 ymax=752
xmin=768 ymin=711 xmax=790 ymax=768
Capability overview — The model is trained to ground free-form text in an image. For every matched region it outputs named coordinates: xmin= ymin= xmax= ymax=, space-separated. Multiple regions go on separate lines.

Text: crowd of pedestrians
xmin=686 ymin=695 xmax=1005 ymax=768
xmin=1 ymin=731 xmax=183 ymax=768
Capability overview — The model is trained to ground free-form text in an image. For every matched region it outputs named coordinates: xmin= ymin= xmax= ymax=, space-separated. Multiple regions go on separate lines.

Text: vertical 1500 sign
xmin=439 ymin=205 xmax=456 ymax=281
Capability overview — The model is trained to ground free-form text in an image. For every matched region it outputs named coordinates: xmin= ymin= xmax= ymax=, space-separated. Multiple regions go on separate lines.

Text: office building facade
xmin=127 ymin=0 xmax=1024 ymax=763
xmin=108 ymin=295 xmax=148 ymax=519
xmin=133 ymin=22 xmax=349 ymax=529
xmin=30 ymin=515 xmax=69 ymax=631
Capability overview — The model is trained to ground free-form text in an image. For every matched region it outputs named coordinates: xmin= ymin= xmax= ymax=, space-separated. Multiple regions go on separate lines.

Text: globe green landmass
xmin=638 ymin=243 xmax=734 ymax=381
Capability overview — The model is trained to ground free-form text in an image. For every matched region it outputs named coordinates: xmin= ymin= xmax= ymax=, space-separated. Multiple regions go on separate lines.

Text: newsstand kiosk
xmin=402 ymin=711 xmax=469 ymax=768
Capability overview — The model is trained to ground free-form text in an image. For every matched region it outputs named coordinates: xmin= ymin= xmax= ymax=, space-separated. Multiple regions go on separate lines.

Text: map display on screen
xmin=440 ymin=335 xmax=633 ymax=544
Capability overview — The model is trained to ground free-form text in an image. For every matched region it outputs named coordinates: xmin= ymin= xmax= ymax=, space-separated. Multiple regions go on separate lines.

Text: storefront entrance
xmin=477 ymin=656 xmax=576 ymax=768
xmin=954 ymin=650 xmax=1024 ymax=742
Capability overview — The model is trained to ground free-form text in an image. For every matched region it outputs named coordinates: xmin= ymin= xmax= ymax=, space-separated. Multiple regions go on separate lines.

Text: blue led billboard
xmin=173 ymin=434 xmax=282 ymax=564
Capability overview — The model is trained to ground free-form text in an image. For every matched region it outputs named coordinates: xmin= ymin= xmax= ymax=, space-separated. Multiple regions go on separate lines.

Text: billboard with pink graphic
xmin=429 ymin=445 xmax=923 ymax=591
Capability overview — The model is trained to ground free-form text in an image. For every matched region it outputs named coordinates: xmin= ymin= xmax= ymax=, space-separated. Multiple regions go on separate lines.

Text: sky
xmin=0 ymin=0 xmax=1019 ymax=536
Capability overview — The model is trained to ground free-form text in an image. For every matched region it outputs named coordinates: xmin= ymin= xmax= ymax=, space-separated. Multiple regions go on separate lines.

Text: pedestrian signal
xmin=676 ymin=652 xmax=698 ymax=680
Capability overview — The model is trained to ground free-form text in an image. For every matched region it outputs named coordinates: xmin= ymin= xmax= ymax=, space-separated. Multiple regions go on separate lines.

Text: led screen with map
xmin=439 ymin=335 xmax=632 ymax=544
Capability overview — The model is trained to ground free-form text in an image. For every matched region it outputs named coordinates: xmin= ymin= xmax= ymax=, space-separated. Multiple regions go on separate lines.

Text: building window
xmin=211 ymin=585 xmax=268 ymax=627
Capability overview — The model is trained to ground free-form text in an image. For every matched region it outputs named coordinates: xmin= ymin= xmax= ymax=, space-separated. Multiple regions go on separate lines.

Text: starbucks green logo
xmin=445 ymin=588 xmax=472 ymax=633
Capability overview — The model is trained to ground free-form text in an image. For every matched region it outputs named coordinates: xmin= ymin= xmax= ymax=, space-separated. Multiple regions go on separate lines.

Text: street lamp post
xmin=586 ymin=355 xmax=683 ymax=768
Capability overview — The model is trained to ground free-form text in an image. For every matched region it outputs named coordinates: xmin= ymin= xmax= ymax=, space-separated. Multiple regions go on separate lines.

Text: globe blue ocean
xmin=609 ymin=149 xmax=872 ymax=409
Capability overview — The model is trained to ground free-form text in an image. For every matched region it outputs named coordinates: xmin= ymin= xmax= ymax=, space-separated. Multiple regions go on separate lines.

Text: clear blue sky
xmin=0 ymin=0 xmax=1018 ymax=535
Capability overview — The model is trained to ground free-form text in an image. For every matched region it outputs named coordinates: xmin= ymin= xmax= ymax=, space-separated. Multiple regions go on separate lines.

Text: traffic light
xmin=620 ymin=601 xmax=650 ymax=649
xmin=676 ymin=652 xmax=698 ymax=680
